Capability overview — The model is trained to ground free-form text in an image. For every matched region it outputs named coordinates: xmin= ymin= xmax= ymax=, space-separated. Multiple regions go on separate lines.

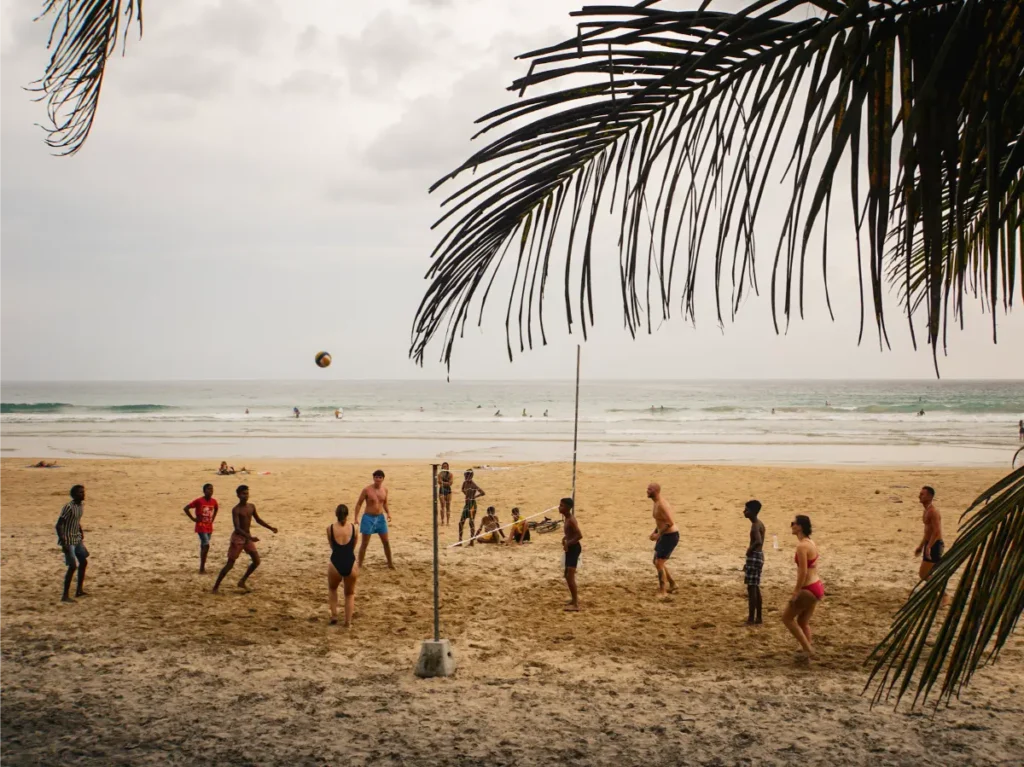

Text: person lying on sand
xmin=218 ymin=462 xmax=236 ymax=475
xmin=560 ymin=497 xmax=582 ymax=612
xmin=508 ymin=507 xmax=530 ymax=545
xmin=477 ymin=507 xmax=504 ymax=544
xmin=31 ymin=461 xmax=59 ymax=468
xmin=212 ymin=485 xmax=278 ymax=593
xmin=648 ymin=483 xmax=679 ymax=597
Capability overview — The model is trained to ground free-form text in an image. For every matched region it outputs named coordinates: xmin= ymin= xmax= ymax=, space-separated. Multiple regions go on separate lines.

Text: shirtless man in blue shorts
xmin=355 ymin=470 xmax=394 ymax=569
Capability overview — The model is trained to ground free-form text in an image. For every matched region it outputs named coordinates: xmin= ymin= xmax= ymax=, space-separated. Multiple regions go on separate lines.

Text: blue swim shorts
xmin=62 ymin=542 xmax=89 ymax=567
xmin=197 ymin=532 xmax=211 ymax=546
xmin=360 ymin=514 xmax=388 ymax=536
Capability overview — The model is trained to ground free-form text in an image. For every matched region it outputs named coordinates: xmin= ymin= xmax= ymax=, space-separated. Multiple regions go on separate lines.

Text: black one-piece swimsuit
xmin=329 ymin=523 xmax=357 ymax=576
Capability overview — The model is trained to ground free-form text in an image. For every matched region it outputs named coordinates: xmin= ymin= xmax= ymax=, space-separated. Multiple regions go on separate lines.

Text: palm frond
xmin=30 ymin=0 xmax=143 ymax=156
xmin=411 ymin=0 xmax=1024 ymax=372
xmin=865 ymin=466 xmax=1024 ymax=708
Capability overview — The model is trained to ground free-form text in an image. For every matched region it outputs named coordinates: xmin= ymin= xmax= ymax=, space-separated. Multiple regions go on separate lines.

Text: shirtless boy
xmin=355 ymin=470 xmax=394 ymax=569
xmin=477 ymin=507 xmax=505 ymax=544
xmin=437 ymin=462 xmax=454 ymax=526
xmin=560 ymin=497 xmax=582 ymax=611
xmin=459 ymin=470 xmax=485 ymax=546
xmin=743 ymin=500 xmax=765 ymax=624
xmin=212 ymin=485 xmax=278 ymax=592
xmin=648 ymin=483 xmax=679 ymax=596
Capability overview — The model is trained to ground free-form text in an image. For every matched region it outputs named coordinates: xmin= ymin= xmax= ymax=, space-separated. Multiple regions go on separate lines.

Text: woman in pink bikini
xmin=782 ymin=514 xmax=823 ymax=658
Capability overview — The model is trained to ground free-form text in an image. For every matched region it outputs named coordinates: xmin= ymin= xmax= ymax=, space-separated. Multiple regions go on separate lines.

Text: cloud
xmin=337 ymin=11 xmax=442 ymax=88
xmin=276 ymin=69 xmax=345 ymax=97
xmin=119 ymin=55 xmax=235 ymax=100
xmin=295 ymin=25 xmax=321 ymax=55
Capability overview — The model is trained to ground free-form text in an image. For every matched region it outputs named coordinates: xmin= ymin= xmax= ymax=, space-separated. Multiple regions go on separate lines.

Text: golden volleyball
xmin=315 ymin=351 xmax=332 ymax=368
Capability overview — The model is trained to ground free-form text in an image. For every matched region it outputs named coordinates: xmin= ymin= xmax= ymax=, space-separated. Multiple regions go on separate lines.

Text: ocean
xmin=1 ymin=380 xmax=1021 ymax=466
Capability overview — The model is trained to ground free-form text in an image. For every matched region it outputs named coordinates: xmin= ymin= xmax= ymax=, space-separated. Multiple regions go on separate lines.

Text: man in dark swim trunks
xmin=212 ymin=485 xmax=278 ymax=592
xmin=915 ymin=486 xmax=949 ymax=606
xmin=648 ymin=483 xmax=679 ymax=596
xmin=560 ymin=497 xmax=582 ymax=611
xmin=437 ymin=462 xmax=454 ymax=526
xmin=459 ymin=470 xmax=485 ymax=546
xmin=743 ymin=500 xmax=765 ymax=624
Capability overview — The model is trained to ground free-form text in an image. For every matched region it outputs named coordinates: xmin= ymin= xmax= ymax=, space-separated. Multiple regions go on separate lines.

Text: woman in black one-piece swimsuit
xmin=327 ymin=504 xmax=359 ymax=626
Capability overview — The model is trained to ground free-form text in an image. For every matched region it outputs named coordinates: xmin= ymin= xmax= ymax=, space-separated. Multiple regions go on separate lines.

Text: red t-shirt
xmin=189 ymin=497 xmax=218 ymax=534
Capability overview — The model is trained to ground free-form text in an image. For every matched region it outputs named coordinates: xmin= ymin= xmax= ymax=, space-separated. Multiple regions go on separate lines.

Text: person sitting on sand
xmin=560 ymin=497 xmax=582 ymax=611
xmin=743 ymin=500 xmax=765 ymax=625
xmin=508 ymin=507 xmax=530 ymax=545
xmin=212 ymin=485 xmax=278 ymax=593
xmin=437 ymin=462 xmax=454 ymax=526
xmin=55 ymin=485 xmax=89 ymax=602
xmin=477 ymin=507 xmax=504 ymax=544
xmin=781 ymin=515 xmax=822 ymax=659
xmin=218 ymin=462 xmax=236 ymax=475
xmin=459 ymin=470 xmax=485 ymax=546
xmin=327 ymin=504 xmax=358 ymax=627
xmin=648 ymin=483 xmax=679 ymax=596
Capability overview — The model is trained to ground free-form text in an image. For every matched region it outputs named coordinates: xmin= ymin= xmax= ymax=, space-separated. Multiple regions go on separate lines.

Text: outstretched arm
xmin=253 ymin=508 xmax=278 ymax=534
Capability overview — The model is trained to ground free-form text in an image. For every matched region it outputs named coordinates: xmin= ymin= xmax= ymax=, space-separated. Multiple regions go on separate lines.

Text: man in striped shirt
xmin=55 ymin=485 xmax=89 ymax=602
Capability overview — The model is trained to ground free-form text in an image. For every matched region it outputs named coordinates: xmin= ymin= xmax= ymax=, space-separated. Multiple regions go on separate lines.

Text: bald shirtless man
xmin=648 ymin=483 xmax=679 ymax=595
xmin=212 ymin=485 xmax=278 ymax=592
xmin=355 ymin=470 xmax=394 ymax=569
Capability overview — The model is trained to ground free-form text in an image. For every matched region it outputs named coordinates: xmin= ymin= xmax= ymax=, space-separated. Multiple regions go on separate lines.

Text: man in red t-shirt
xmin=184 ymin=483 xmax=219 ymax=573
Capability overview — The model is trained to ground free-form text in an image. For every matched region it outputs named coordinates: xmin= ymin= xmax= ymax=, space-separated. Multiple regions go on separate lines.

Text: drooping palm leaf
xmin=410 ymin=0 xmax=1024 ymax=372
xmin=31 ymin=0 xmax=143 ymax=156
xmin=865 ymin=466 xmax=1024 ymax=708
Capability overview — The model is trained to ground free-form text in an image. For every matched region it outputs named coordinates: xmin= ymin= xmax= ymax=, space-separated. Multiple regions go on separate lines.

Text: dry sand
xmin=1 ymin=458 xmax=1022 ymax=766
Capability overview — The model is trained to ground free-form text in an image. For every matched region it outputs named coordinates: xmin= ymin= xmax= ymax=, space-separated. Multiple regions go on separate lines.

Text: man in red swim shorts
xmin=212 ymin=485 xmax=278 ymax=593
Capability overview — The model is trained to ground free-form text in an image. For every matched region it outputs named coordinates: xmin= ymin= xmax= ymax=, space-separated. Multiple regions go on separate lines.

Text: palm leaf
xmin=30 ymin=0 xmax=143 ymax=156
xmin=865 ymin=466 xmax=1024 ymax=708
xmin=411 ymin=0 xmax=1024 ymax=372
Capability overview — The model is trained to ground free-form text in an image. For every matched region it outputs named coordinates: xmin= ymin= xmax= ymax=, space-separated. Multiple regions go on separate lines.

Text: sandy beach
xmin=1 ymin=458 xmax=1022 ymax=766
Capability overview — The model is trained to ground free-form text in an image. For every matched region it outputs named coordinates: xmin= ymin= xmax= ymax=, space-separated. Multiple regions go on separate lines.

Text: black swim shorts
xmin=564 ymin=542 xmax=581 ymax=569
xmin=654 ymin=531 xmax=679 ymax=561
xmin=923 ymin=539 xmax=945 ymax=563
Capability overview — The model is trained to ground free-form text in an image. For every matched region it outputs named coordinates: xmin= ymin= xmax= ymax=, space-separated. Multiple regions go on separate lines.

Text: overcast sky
xmin=2 ymin=0 xmax=1021 ymax=382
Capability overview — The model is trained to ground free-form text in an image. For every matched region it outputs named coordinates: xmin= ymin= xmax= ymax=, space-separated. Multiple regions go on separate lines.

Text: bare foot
xmin=74 ymin=591 xmax=89 ymax=597
xmin=343 ymin=621 xmax=351 ymax=629
xmin=667 ymin=585 xmax=678 ymax=594
xmin=237 ymin=578 xmax=250 ymax=589
xmin=199 ymin=568 xmax=206 ymax=574
xmin=329 ymin=617 xmax=338 ymax=625
xmin=564 ymin=604 xmax=580 ymax=612
xmin=387 ymin=563 xmax=396 ymax=570
xmin=61 ymin=596 xmax=74 ymax=603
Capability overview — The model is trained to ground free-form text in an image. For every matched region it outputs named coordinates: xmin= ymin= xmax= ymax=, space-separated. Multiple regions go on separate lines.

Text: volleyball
xmin=315 ymin=351 xmax=332 ymax=368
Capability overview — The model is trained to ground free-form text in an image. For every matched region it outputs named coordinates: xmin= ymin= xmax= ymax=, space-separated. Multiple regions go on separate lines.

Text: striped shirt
xmin=56 ymin=501 xmax=84 ymax=546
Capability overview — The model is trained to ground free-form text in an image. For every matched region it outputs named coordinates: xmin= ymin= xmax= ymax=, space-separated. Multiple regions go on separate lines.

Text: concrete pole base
xmin=415 ymin=639 xmax=456 ymax=678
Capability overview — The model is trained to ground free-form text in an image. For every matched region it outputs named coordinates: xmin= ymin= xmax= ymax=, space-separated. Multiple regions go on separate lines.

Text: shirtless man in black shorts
xmin=560 ymin=497 xmax=582 ymax=611
xmin=212 ymin=485 xmax=278 ymax=592
xmin=459 ymin=470 xmax=485 ymax=546
xmin=648 ymin=483 xmax=679 ymax=596
xmin=915 ymin=485 xmax=949 ymax=606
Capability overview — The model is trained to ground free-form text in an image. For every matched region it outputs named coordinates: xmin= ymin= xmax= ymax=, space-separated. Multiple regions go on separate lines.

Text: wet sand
xmin=2 ymin=458 xmax=1022 ymax=766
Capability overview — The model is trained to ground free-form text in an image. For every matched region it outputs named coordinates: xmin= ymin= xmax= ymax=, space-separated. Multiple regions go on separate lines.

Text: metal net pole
xmin=571 ymin=344 xmax=581 ymax=506
xmin=431 ymin=463 xmax=440 ymax=642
